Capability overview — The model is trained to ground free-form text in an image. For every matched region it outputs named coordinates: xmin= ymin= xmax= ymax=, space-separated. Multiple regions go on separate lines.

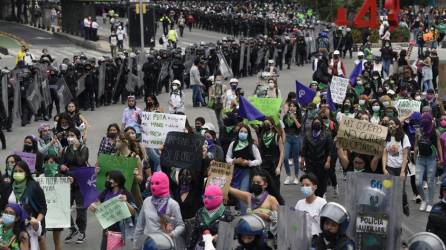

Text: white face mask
xmin=359 ymin=100 xmax=366 ymax=106
xmin=415 ymin=96 xmax=421 ymax=101
xmin=172 ymin=85 xmax=178 ymax=90
xmin=268 ymin=83 xmax=275 ymax=89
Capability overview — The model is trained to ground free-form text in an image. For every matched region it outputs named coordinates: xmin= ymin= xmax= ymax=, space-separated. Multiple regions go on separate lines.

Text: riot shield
xmin=126 ymin=73 xmax=138 ymax=93
xmin=136 ymin=54 xmax=144 ymax=88
xmin=256 ymin=47 xmax=265 ymax=66
xmin=1 ymin=74 xmax=8 ymax=114
xmin=246 ymin=45 xmax=251 ymax=75
xmin=76 ymin=74 xmax=86 ymax=97
xmin=239 ymin=42 xmax=245 ymax=72
xmin=344 ymin=172 xmax=403 ymax=250
xmin=98 ymin=63 xmax=106 ymax=99
xmin=10 ymin=70 xmax=21 ymax=122
xmin=35 ymin=63 xmax=52 ymax=107
xmin=56 ymin=76 xmax=73 ymax=108
xmin=216 ymin=221 xmax=235 ymax=250
xmin=112 ymin=62 xmax=124 ymax=97
xmin=26 ymin=78 xmax=43 ymax=114
xmin=157 ymin=61 xmax=170 ymax=89
xmin=291 ymin=41 xmax=297 ymax=64
xmin=217 ymin=50 xmax=233 ymax=79
xmin=277 ymin=206 xmax=312 ymax=250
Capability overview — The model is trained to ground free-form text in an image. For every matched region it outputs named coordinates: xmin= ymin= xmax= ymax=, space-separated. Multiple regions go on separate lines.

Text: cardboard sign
xmin=160 ymin=132 xmax=204 ymax=170
xmin=14 ymin=151 xmax=36 ymax=173
xmin=95 ymin=196 xmax=132 ymax=229
xmin=206 ymin=161 xmax=234 ymax=202
xmin=35 ymin=177 xmax=71 ymax=228
xmin=97 ymin=154 xmax=137 ymax=191
xmin=141 ymin=112 xmax=186 ymax=149
xmin=336 ymin=117 xmax=388 ymax=155
xmin=330 ymin=76 xmax=349 ymax=104
xmin=394 ymin=99 xmax=421 ymax=118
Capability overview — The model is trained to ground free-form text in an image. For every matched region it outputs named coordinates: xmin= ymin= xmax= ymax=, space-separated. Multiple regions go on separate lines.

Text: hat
xmin=333 ymin=50 xmax=340 ymax=55
xmin=127 ymin=95 xmax=136 ymax=100
xmin=387 ymin=89 xmax=395 ymax=95
xmin=229 ymin=78 xmax=239 ymax=84
xmin=268 ymin=59 xmax=274 ymax=64
xmin=172 ymin=79 xmax=181 ymax=86
xmin=38 ymin=123 xmax=51 ymax=133
xmin=358 ymin=51 xmax=364 ymax=56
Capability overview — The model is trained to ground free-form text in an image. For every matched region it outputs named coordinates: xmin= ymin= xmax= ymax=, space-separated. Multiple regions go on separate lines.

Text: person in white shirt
xmin=223 ymin=78 xmax=238 ymax=109
xmin=382 ymin=117 xmax=411 ymax=176
xmin=23 ymin=49 xmax=34 ymax=66
xmin=294 ymin=173 xmax=327 ymax=236
xmin=116 ymin=26 xmax=125 ymax=51
xmin=83 ymin=17 xmax=91 ymax=40
xmin=168 ymin=80 xmax=185 ymax=114
xmin=91 ymin=19 xmax=99 ymax=41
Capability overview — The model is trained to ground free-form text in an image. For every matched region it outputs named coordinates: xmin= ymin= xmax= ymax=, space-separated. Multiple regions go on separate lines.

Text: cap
xmin=358 ymin=51 xmax=364 ymax=56
xmin=172 ymin=79 xmax=181 ymax=86
xmin=333 ymin=50 xmax=340 ymax=55
xmin=229 ymin=78 xmax=239 ymax=84
xmin=268 ymin=59 xmax=274 ymax=64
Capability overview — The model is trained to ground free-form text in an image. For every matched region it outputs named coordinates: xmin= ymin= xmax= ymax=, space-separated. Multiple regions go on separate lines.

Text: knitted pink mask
xmin=204 ymin=185 xmax=223 ymax=210
xmin=150 ymin=172 xmax=170 ymax=197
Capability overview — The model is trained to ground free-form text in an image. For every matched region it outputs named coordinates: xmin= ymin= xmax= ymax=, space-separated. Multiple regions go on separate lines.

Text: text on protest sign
xmin=140 ymin=112 xmax=186 ymax=149
xmin=36 ymin=177 xmax=71 ymax=228
xmin=160 ymin=132 xmax=204 ymax=170
xmin=95 ymin=196 xmax=132 ymax=229
xmin=330 ymin=76 xmax=349 ymax=104
xmin=206 ymin=161 xmax=234 ymax=203
xmin=14 ymin=151 xmax=36 ymax=173
xmin=394 ymin=99 xmax=421 ymax=118
xmin=336 ymin=117 xmax=388 ymax=155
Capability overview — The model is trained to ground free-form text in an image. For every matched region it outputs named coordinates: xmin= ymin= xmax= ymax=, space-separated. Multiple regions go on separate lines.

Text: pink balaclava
xmin=150 ymin=172 xmax=170 ymax=197
xmin=204 ymin=185 xmax=224 ymax=210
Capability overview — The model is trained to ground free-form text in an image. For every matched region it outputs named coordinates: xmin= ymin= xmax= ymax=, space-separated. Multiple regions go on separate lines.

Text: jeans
xmin=191 ymin=85 xmax=204 ymax=106
xmin=147 ymin=148 xmax=161 ymax=172
xmin=416 ymin=155 xmax=437 ymax=205
xmin=382 ymin=59 xmax=391 ymax=77
xmin=423 ymin=80 xmax=433 ymax=92
xmin=284 ymin=134 xmax=301 ymax=177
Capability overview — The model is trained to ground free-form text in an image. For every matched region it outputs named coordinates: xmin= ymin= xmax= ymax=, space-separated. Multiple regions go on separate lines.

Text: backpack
xmin=418 ymin=131 xmax=436 ymax=157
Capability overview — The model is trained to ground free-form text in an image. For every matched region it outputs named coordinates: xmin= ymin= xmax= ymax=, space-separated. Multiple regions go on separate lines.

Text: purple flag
xmin=238 ymin=96 xmax=265 ymax=121
xmin=349 ymin=62 xmax=362 ymax=87
xmin=326 ymin=88 xmax=337 ymax=111
xmin=295 ymin=81 xmax=316 ymax=106
xmin=69 ymin=167 xmax=99 ymax=208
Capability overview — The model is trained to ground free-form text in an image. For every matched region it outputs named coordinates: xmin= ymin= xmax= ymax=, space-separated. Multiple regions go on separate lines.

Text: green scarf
xmin=43 ymin=163 xmax=59 ymax=177
xmin=262 ymin=132 xmax=274 ymax=148
xmin=225 ymin=126 xmax=234 ymax=134
xmin=438 ymin=127 xmax=446 ymax=135
xmin=13 ymin=180 xmax=27 ymax=202
xmin=284 ymin=113 xmax=295 ymax=127
xmin=234 ymin=140 xmax=249 ymax=151
xmin=0 ymin=224 xmax=18 ymax=250
xmin=202 ymin=204 xmax=225 ymax=227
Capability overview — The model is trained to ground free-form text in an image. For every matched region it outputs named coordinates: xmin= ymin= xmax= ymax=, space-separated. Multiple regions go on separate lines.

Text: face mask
xmin=322 ymin=230 xmax=337 ymax=242
xmin=268 ymin=83 xmax=275 ymax=89
xmin=230 ymin=84 xmax=237 ymax=90
xmin=147 ymin=101 xmax=153 ymax=106
xmin=300 ymin=186 xmax=313 ymax=198
xmin=67 ymin=137 xmax=76 ymax=145
xmin=312 ymin=122 xmax=322 ymax=131
xmin=195 ymin=126 xmax=202 ymax=132
xmin=359 ymin=100 xmax=366 ymax=106
xmin=13 ymin=172 xmax=26 ymax=183
xmin=180 ymin=175 xmax=192 ymax=185
xmin=105 ymin=180 xmax=113 ymax=190
xmin=373 ymin=76 xmax=379 ymax=80
xmin=61 ymin=125 xmax=69 ymax=130
xmin=238 ymin=132 xmax=248 ymax=141
xmin=108 ymin=132 xmax=117 ymax=139
xmin=250 ymin=183 xmax=263 ymax=196
xmin=344 ymin=104 xmax=350 ymax=110
xmin=172 ymin=85 xmax=178 ymax=90
xmin=23 ymin=144 xmax=33 ymax=151
xmin=357 ymin=80 xmax=363 ymax=85
xmin=1 ymin=214 xmax=15 ymax=226
xmin=372 ymin=106 xmax=380 ymax=112
xmin=383 ymin=101 xmax=390 ymax=107
xmin=206 ymin=138 xmax=214 ymax=148
xmin=440 ymin=120 xmax=446 ymax=128
xmin=386 ymin=112 xmax=394 ymax=118
xmin=426 ymin=95 xmax=434 ymax=101
xmin=415 ymin=96 xmax=422 ymax=101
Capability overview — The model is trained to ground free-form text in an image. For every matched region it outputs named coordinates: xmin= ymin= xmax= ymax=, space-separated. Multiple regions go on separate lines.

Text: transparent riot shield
xmin=136 ymin=54 xmax=144 ymax=88
xmin=98 ymin=63 xmax=106 ymax=99
xmin=217 ymin=50 xmax=233 ymax=79
xmin=1 ymin=74 xmax=8 ymax=113
xmin=76 ymin=74 xmax=86 ymax=97
xmin=126 ymin=73 xmax=138 ymax=93
xmin=278 ymin=206 xmax=312 ymax=250
xmin=112 ymin=63 xmax=124 ymax=98
xmin=246 ymin=45 xmax=251 ymax=75
xmin=216 ymin=221 xmax=235 ymax=250
xmin=256 ymin=47 xmax=265 ymax=66
xmin=10 ymin=70 xmax=21 ymax=123
xmin=26 ymin=79 xmax=43 ymax=114
xmin=344 ymin=172 xmax=403 ymax=250
xmin=239 ymin=42 xmax=245 ymax=72
xmin=35 ymin=63 xmax=52 ymax=107
xmin=56 ymin=76 xmax=73 ymax=108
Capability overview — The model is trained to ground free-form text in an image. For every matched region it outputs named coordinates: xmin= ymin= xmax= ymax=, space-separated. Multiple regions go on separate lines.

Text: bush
xmin=390 ymin=27 xmax=410 ymax=42
xmin=351 ymin=28 xmax=379 ymax=44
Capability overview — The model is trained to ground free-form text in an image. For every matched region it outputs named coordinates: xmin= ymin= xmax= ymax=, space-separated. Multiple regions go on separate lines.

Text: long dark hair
xmin=386 ymin=117 xmax=405 ymax=142
xmin=23 ymin=136 xmax=38 ymax=153
xmin=145 ymin=95 xmax=160 ymax=111
xmin=11 ymin=161 xmax=33 ymax=184
xmin=107 ymin=123 xmax=121 ymax=137
xmin=65 ymin=101 xmax=80 ymax=114
xmin=252 ymin=168 xmax=284 ymax=205
xmin=235 ymin=124 xmax=254 ymax=145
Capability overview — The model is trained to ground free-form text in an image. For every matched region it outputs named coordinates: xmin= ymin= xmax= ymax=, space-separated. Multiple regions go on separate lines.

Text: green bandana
xmin=44 ymin=163 xmax=59 ymax=177
xmin=202 ymin=204 xmax=225 ymax=227
xmin=285 ymin=114 xmax=295 ymax=127
xmin=262 ymin=132 xmax=274 ymax=148
xmin=13 ymin=180 xmax=27 ymax=203
xmin=234 ymin=140 xmax=249 ymax=151
xmin=0 ymin=224 xmax=19 ymax=250
xmin=225 ymin=126 xmax=234 ymax=134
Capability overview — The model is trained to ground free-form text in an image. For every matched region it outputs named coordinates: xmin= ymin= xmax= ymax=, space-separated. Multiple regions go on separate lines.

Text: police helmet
xmin=319 ymin=202 xmax=350 ymax=234
xmin=408 ymin=232 xmax=446 ymax=250
xmin=143 ymin=233 xmax=175 ymax=250
xmin=236 ymin=214 xmax=265 ymax=236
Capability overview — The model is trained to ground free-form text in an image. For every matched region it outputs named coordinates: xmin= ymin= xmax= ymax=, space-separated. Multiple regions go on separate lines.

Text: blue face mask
xmin=238 ymin=132 xmax=248 ymax=141
xmin=206 ymin=138 xmax=214 ymax=148
xmin=1 ymin=213 xmax=15 ymax=226
xmin=300 ymin=186 xmax=313 ymax=198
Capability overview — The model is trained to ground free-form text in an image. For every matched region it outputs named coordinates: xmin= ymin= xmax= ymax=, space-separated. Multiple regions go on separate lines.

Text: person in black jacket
xmin=426 ymin=178 xmax=446 ymax=245
xmin=23 ymin=135 xmax=44 ymax=175
xmin=342 ymin=28 xmax=353 ymax=59
xmin=0 ymin=173 xmax=11 ymax=211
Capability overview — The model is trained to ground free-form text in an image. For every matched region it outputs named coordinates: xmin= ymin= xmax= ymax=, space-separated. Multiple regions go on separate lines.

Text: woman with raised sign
xmin=282 ymin=101 xmax=302 ymax=185
xmin=225 ymin=124 xmax=262 ymax=214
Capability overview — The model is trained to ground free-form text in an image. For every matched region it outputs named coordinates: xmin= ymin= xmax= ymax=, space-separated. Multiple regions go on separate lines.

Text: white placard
xmin=330 ymin=76 xmax=349 ymax=104
xmin=141 ymin=112 xmax=186 ymax=148
xmin=36 ymin=177 xmax=71 ymax=228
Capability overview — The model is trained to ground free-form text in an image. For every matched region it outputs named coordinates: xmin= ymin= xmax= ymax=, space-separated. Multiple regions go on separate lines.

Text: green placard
xmin=97 ymin=154 xmax=137 ymax=191
xmin=95 ymin=196 xmax=131 ymax=229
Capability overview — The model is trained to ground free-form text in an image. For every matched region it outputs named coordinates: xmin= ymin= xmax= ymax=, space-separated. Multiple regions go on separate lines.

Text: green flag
xmin=97 ymin=154 xmax=137 ymax=191
xmin=247 ymin=97 xmax=283 ymax=124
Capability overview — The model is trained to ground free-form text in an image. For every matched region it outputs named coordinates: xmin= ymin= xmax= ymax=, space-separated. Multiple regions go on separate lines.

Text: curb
xmin=52 ymin=32 xmax=110 ymax=54
xmin=0 ymin=31 xmax=29 ymax=48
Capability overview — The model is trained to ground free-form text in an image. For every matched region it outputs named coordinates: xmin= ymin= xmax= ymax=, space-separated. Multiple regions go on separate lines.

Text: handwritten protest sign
xmin=206 ymin=161 xmax=234 ymax=202
xmin=97 ymin=154 xmax=137 ymax=191
xmin=394 ymin=99 xmax=421 ymax=118
xmin=14 ymin=151 xmax=36 ymax=173
xmin=330 ymin=76 xmax=349 ymax=104
xmin=35 ymin=177 xmax=71 ymax=228
xmin=160 ymin=132 xmax=204 ymax=170
xmin=247 ymin=97 xmax=282 ymax=124
xmin=95 ymin=196 xmax=132 ymax=229
xmin=141 ymin=112 xmax=186 ymax=149
xmin=336 ymin=117 xmax=388 ymax=155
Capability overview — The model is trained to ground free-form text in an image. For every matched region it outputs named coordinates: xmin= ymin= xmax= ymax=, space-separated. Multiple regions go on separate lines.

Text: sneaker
xmin=437 ymin=177 xmax=442 ymax=185
xmin=426 ymin=205 xmax=432 ymax=213
xmin=64 ymin=229 xmax=79 ymax=243
xmin=423 ymin=182 xmax=428 ymax=189
xmin=414 ymin=195 xmax=422 ymax=204
xmin=419 ymin=201 xmax=427 ymax=211
xmin=333 ymin=185 xmax=339 ymax=196
xmin=283 ymin=176 xmax=292 ymax=185
xmin=293 ymin=178 xmax=299 ymax=185
xmin=75 ymin=233 xmax=86 ymax=244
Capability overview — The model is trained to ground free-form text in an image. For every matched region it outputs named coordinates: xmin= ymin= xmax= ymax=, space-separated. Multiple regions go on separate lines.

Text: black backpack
xmin=418 ymin=131 xmax=436 ymax=157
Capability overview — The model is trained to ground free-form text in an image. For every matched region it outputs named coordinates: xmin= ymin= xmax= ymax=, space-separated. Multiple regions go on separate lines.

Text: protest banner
xmin=394 ymin=99 xmax=421 ymax=118
xmin=97 ymin=154 xmax=137 ymax=191
xmin=35 ymin=177 xmax=71 ymax=228
xmin=336 ymin=117 xmax=388 ymax=155
xmin=95 ymin=196 xmax=132 ymax=229
xmin=246 ymin=97 xmax=282 ymax=124
xmin=13 ymin=151 xmax=36 ymax=173
xmin=140 ymin=112 xmax=186 ymax=149
xmin=69 ymin=167 xmax=99 ymax=208
xmin=206 ymin=161 xmax=234 ymax=202
xmin=160 ymin=132 xmax=204 ymax=170
xmin=330 ymin=76 xmax=349 ymax=104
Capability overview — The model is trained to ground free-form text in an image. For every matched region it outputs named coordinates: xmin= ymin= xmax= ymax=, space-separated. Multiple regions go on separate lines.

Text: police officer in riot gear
xmin=17 ymin=61 xmax=34 ymax=126
xmin=235 ymin=214 xmax=272 ymax=250
xmin=48 ymin=66 xmax=60 ymax=118
xmin=142 ymin=233 xmax=175 ymax=250
xmin=104 ymin=57 xmax=117 ymax=106
xmin=171 ymin=52 xmax=185 ymax=89
xmin=312 ymin=202 xmax=355 ymax=250
xmin=408 ymin=232 xmax=446 ymax=250
xmin=426 ymin=178 xmax=446 ymax=245
xmin=83 ymin=62 xmax=98 ymax=111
